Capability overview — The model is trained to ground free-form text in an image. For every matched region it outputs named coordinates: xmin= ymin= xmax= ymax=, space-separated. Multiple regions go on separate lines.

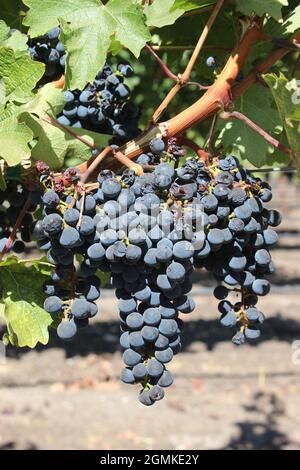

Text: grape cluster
xmin=28 ymin=27 xmax=141 ymax=145
xmin=33 ymin=167 xmax=101 ymax=340
xmin=28 ymin=27 xmax=66 ymax=80
xmin=57 ymin=62 xmax=140 ymax=145
xmin=32 ymin=137 xmax=280 ymax=405
xmin=190 ymin=155 xmax=281 ymax=344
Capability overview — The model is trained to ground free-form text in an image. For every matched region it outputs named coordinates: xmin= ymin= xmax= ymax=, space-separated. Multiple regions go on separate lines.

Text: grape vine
xmin=0 ymin=0 xmax=299 ymax=406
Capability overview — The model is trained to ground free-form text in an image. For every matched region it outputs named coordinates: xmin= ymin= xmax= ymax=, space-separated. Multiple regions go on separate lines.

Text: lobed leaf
xmin=0 ymin=258 xmax=54 ymax=348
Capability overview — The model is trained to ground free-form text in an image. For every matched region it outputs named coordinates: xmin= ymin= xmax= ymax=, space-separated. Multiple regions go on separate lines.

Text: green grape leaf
xmin=0 ymin=47 xmax=45 ymax=103
xmin=0 ymin=259 xmax=53 ymax=348
xmin=21 ymin=81 xmax=66 ymax=117
xmin=0 ymin=21 xmax=28 ymax=53
xmin=0 ymin=20 xmax=10 ymax=44
xmin=108 ymin=37 xmax=123 ymax=56
xmin=0 ymin=79 xmax=5 ymax=105
xmin=216 ymin=84 xmax=285 ymax=167
xmin=265 ymin=5 xmax=300 ymax=36
xmin=264 ymin=73 xmax=300 ymax=174
xmin=5 ymin=30 xmax=28 ymax=52
xmin=64 ymin=128 xmax=110 ymax=167
xmin=0 ymin=0 xmax=27 ymax=30
xmin=234 ymin=0 xmax=288 ymax=21
xmin=102 ymin=0 xmax=151 ymax=57
xmin=172 ymin=0 xmax=215 ymax=12
xmin=23 ymin=0 xmax=151 ymax=90
xmin=21 ymin=113 xmax=70 ymax=169
xmin=22 ymin=0 xmax=99 ymax=36
xmin=59 ymin=15 xmax=111 ymax=91
xmin=63 ymin=134 xmax=96 ymax=166
xmin=145 ymin=0 xmax=184 ymax=28
xmin=0 ymin=105 xmax=33 ymax=166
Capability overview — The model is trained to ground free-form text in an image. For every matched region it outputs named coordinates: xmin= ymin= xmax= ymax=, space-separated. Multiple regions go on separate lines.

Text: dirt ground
xmin=0 ymin=176 xmax=300 ymax=450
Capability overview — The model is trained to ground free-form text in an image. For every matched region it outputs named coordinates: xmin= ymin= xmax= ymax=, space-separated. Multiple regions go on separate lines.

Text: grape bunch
xmin=33 ymin=167 xmax=101 ymax=340
xmin=28 ymin=27 xmax=66 ymax=79
xmin=28 ymin=27 xmax=141 ymax=145
xmin=187 ymin=155 xmax=281 ymax=344
xmin=32 ymin=136 xmax=280 ymax=405
xmin=57 ymin=62 xmax=141 ymax=145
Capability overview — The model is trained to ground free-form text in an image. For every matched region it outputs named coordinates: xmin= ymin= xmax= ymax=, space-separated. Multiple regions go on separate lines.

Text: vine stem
xmin=63 ymin=23 xmax=300 ymax=177
xmin=97 ymin=17 xmax=264 ymax=171
xmin=42 ymin=115 xmax=96 ymax=150
xmin=177 ymin=136 xmax=210 ymax=163
xmin=79 ymin=146 xmax=113 ymax=184
xmin=180 ymin=0 xmax=225 ymax=83
xmin=0 ymin=197 xmax=32 ymax=260
xmin=145 ymin=45 xmax=210 ymax=90
xmin=76 ymin=190 xmax=86 ymax=229
xmin=232 ymin=30 xmax=300 ymax=100
xmin=185 ymin=81 xmax=210 ymax=91
xmin=114 ymin=151 xmax=144 ymax=176
xmin=144 ymin=44 xmax=177 ymax=81
xmin=220 ymin=110 xmax=292 ymax=156
xmin=162 ymin=17 xmax=265 ymax=138
xmin=260 ymin=33 xmax=300 ymax=50
xmin=151 ymin=0 xmax=225 ymax=123
xmin=206 ymin=114 xmax=218 ymax=155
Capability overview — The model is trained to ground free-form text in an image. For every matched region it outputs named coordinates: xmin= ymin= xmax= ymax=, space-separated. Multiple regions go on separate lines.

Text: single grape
xmin=158 ymin=370 xmax=174 ymax=388
xmin=57 ymin=320 xmax=77 ymax=341
xmin=147 ymin=358 xmax=164 ymax=378
xmin=149 ymin=385 xmax=165 ymax=401
xmin=43 ymin=296 xmax=62 ymax=314
xmin=120 ymin=367 xmax=135 ymax=384
xmin=155 ymin=347 xmax=173 ymax=364
xmin=123 ymin=349 xmax=142 ymax=367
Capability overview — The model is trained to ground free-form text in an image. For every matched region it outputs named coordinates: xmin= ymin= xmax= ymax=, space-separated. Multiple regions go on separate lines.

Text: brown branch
xmin=206 ymin=114 xmax=218 ymax=155
xmin=151 ymin=0 xmax=225 ymax=124
xmin=144 ymin=44 xmax=177 ymax=81
xmin=97 ymin=16 xmax=264 ymax=172
xmin=114 ymin=151 xmax=144 ymax=176
xmin=220 ymin=111 xmax=292 ymax=156
xmin=151 ymin=83 xmax=181 ymax=123
xmin=233 ymin=30 xmax=300 ymax=99
xmin=184 ymin=81 xmax=210 ymax=91
xmin=144 ymin=46 xmax=209 ymax=90
xmin=80 ymin=146 xmax=113 ymax=184
xmin=164 ymin=18 xmax=265 ymax=138
xmin=181 ymin=0 xmax=225 ymax=83
xmin=43 ymin=115 xmax=96 ymax=149
xmin=78 ymin=22 xmax=299 ymax=176
xmin=0 ymin=198 xmax=32 ymax=260
xmin=76 ymin=190 xmax=86 ymax=229
xmin=177 ymin=136 xmax=210 ymax=163
xmin=261 ymin=33 xmax=300 ymax=50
